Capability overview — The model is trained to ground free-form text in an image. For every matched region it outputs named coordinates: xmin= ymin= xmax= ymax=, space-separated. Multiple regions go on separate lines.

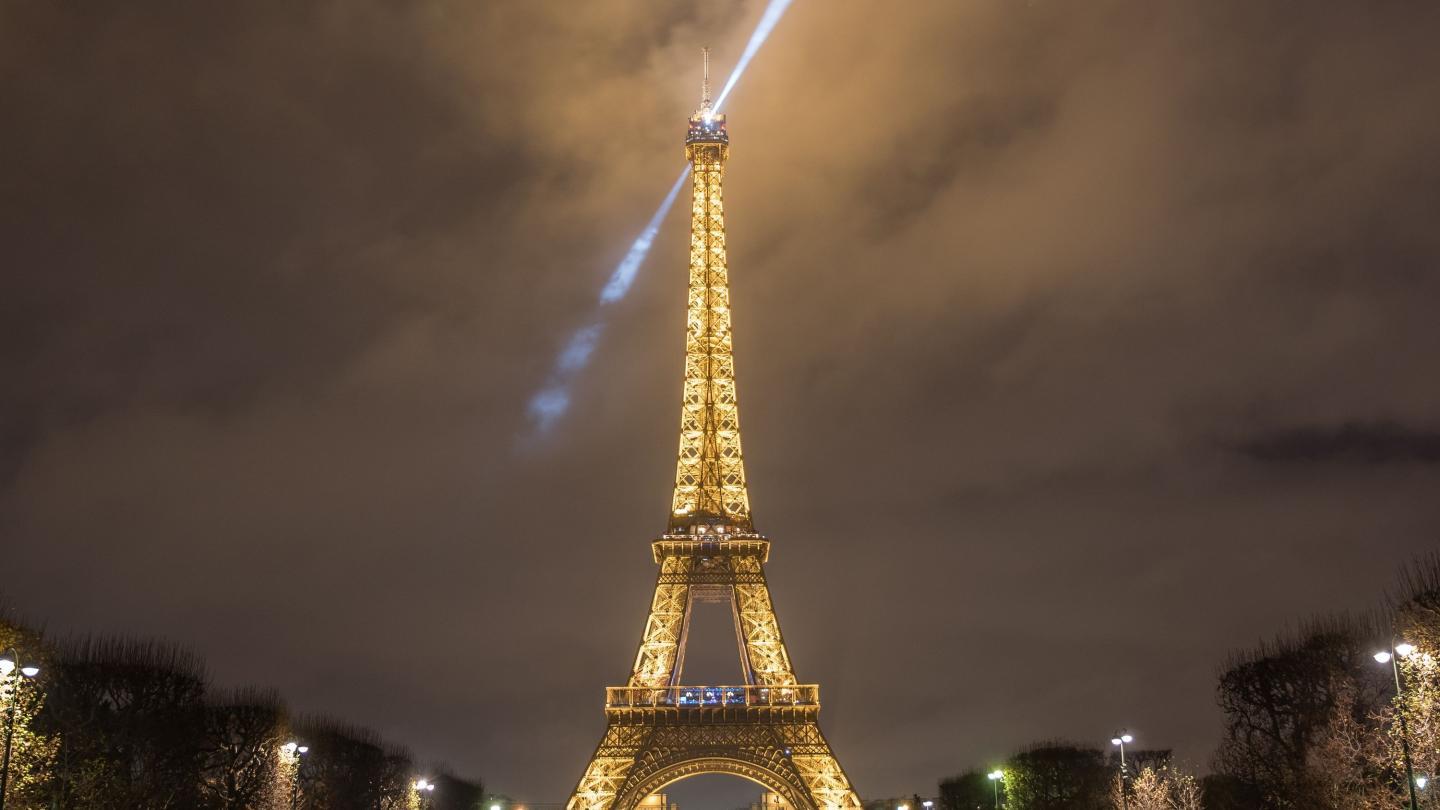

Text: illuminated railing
xmin=651 ymin=536 xmax=770 ymax=563
xmin=607 ymin=684 xmax=819 ymax=709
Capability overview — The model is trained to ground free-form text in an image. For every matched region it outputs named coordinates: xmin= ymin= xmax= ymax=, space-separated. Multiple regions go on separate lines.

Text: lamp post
xmin=1110 ymin=731 xmax=1134 ymax=810
xmin=282 ymin=741 xmax=309 ymax=810
xmin=414 ymin=778 xmax=437 ymax=809
xmin=0 ymin=649 xmax=41 ymax=810
xmin=1375 ymin=643 xmax=1420 ymax=810
xmin=986 ymin=770 xmax=1004 ymax=809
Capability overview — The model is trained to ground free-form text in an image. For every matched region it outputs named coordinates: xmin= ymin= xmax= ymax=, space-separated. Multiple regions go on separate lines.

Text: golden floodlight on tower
xmin=565 ymin=51 xmax=862 ymax=810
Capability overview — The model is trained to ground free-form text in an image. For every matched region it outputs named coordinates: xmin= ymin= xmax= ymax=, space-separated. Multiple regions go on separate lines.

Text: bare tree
xmin=1212 ymin=613 xmax=1383 ymax=808
xmin=1127 ymin=767 xmax=1169 ymax=810
xmin=294 ymin=714 xmax=416 ymax=810
xmin=41 ymin=635 xmax=208 ymax=809
xmin=1167 ymin=767 xmax=1203 ymax=810
xmin=1110 ymin=766 xmax=1203 ymax=810
xmin=199 ymin=687 xmax=289 ymax=809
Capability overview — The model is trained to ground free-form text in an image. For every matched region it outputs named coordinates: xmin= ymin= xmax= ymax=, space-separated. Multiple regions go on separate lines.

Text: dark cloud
xmin=1236 ymin=422 xmax=1440 ymax=465
xmin=3 ymin=0 xmax=1440 ymax=803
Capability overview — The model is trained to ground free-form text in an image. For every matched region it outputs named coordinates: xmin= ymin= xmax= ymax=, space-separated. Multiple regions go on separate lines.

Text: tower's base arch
xmin=617 ymin=757 xmax=810 ymax=810
xmin=570 ymin=708 xmax=860 ymax=810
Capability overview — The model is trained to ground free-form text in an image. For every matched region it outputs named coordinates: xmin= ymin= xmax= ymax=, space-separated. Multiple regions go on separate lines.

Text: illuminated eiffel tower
xmin=566 ymin=53 xmax=862 ymax=810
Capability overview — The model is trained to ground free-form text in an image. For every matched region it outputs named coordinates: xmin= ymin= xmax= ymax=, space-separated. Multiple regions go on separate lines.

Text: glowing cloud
xmin=526 ymin=0 xmax=798 ymax=433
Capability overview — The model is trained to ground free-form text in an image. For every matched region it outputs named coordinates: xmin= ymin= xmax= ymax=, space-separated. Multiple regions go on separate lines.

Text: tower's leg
xmin=730 ymin=555 xmax=797 ymax=686
xmin=777 ymin=723 xmax=864 ymax=810
xmin=628 ymin=555 xmax=694 ymax=688
xmin=567 ymin=724 xmax=651 ymax=810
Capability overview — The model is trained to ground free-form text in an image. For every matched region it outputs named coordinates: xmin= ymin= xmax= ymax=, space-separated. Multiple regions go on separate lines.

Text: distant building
xmin=749 ymin=792 xmax=789 ymax=810
xmin=863 ymin=796 xmax=937 ymax=810
xmin=639 ymin=794 xmax=678 ymax=810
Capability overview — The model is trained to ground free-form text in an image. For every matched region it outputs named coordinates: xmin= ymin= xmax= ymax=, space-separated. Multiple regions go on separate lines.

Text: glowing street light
xmin=986 ymin=770 xmax=1005 ymax=808
xmin=1376 ymin=641 xmax=1421 ymax=810
xmin=284 ymin=740 xmax=309 ymax=810
xmin=0 ymin=649 xmax=41 ymax=810
xmin=1111 ymin=731 xmax=1135 ymax=810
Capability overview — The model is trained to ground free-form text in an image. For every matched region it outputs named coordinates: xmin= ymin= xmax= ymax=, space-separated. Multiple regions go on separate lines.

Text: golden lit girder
xmin=625 ymin=540 xmax=797 ymax=691
xmin=628 ymin=555 xmax=692 ymax=688
xmin=567 ymin=65 xmax=861 ymax=810
xmin=670 ymin=119 xmax=751 ymax=533
xmin=731 ymin=555 xmax=796 ymax=686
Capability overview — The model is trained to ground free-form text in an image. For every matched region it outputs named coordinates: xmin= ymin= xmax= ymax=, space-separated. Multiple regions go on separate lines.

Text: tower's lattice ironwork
xmin=567 ymin=55 xmax=862 ymax=810
xmin=670 ymin=50 xmax=750 ymax=534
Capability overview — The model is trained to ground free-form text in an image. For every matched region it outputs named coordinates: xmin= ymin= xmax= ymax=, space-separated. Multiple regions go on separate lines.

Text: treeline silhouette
xmin=938 ymin=551 xmax=1440 ymax=810
xmin=940 ymin=743 xmax=1192 ymax=810
xmin=0 ymin=611 xmax=482 ymax=809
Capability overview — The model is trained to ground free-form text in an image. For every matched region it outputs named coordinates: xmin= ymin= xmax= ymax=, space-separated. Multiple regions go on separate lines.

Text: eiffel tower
xmin=566 ymin=53 xmax=862 ymax=810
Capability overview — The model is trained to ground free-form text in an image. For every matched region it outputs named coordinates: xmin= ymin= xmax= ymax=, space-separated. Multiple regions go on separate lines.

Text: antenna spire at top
xmin=701 ymin=47 xmax=712 ymax=110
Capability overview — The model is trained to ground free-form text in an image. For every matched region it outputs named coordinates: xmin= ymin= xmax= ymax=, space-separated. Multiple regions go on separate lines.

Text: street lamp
xmin=0 ymin=649 xmax=41 ymax=810
xmin=414 ymin=779 xmax=437 ymax=809
xmin=986 ymin=770 xmax=1004 ymax=809
xmin=282 ymin=740 xmax=308 ymax=810
xmin=1376 ymin=642 xmax=1421 ymax=810
xmin=1110 ymin=731 xmax=1134 ymax=810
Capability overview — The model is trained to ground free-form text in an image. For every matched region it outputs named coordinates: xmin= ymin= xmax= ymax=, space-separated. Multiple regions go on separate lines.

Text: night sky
xmin=4 ymin=0 xmax=1440 ymax=804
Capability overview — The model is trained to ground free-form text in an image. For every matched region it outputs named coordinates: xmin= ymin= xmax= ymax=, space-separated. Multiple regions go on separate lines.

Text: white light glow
xmin=20 ymin=666 xmax=38 ymax=678
xmin=1376 ymin=651 xmax=1394 ymax=663
xmin=714 ymin=0 xmax=796 ymax=112
xmin=599 ymin=169 xmax=691 ymax=306
xmin=1397 ymin=643 xmax=1418 ymax=657
xmin=527 ymin=169 xmax=690 ymax=432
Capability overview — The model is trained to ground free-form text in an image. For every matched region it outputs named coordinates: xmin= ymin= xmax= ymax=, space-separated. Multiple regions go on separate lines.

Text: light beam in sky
xmin=526 ymin=0 xmax=797 ymax=433
xmin=715 ymin=0 xmax=795 ymax=112
xmin=527 ymin=169 xmax=689 ymax=431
